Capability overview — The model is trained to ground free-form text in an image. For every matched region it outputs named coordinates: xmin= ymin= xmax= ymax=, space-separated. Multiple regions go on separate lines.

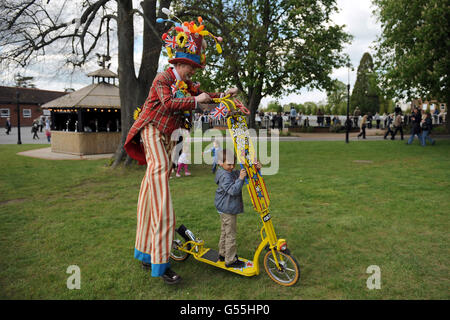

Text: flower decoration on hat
xmin=157 ymin=8 xmax=223 ymax=69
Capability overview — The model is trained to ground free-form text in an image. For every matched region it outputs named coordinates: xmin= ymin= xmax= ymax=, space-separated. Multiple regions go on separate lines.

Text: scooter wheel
xmin=263 ymin=249 xmax=300 ymax=286
xmin=170 ymin=232 xmax=190 ymax=262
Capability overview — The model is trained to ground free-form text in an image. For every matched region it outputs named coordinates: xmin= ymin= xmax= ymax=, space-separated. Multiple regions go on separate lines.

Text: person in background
xmin=382 ymin=112 xmax=388 ymax=129
xmin=407 ymin=107 xmax=422 ymax=145
xmin=384 ymin=114 xmax=394 ymax=140
xmin=290 ymin=106 xmax=297 ymax=127
xmin=296 ymin=112 xmax=303 ymax=127
xmin=176 ymin=146 xmax=191 ymax=177
xmin=367 ymin=112 xmax=373 ymax=129
xmin=421 ymin=112 xmax=435 ymax=146
xmin=433 ymin=108 xmax=439 ymax=124
xmin=277 ymin=112 xmax=283 ymax=130
xmin=316 ymin=108 xmax=324 ymax=127
xmin=392 ymin=112 xmax=404 ymax=140
xmin=304 ymin=116 xmax=309 ymax=127
xmin=31 ymin=120 xmax=39 ymax=139
xmin=255 ymin=112 xmax=262 ymax=128
xmin=39 ymin=116 xmax=44 ymax=132
xmin=374 ymin=112 xmax=381 ymax=129
xmin=353 ymin=107 xmax=361 ymax=128
xmin=44 ymin=118 xmax=51 ymax=142
xmin=5 ymin=117 xmax=11 ymax=135
xmin=204 ymin=139 xmax=222 ymax=174
xmin=357 ymin=114 xmax=367 ymax=139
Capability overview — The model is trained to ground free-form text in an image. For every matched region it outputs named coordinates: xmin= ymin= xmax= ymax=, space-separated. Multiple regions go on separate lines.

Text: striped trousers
xmin=134 ymin=124 xmax=176 ymax=277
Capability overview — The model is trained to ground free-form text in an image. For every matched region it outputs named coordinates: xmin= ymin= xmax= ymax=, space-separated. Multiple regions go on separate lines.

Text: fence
xmin=193 ymin=112 xmax=447 ymax=131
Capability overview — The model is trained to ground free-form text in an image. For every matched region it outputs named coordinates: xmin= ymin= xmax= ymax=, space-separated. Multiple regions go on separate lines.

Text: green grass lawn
xmin=0 ymin=140 xmax=449 ymax=299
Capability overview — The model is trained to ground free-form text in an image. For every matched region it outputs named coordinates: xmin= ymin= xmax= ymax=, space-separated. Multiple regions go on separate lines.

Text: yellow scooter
xmin=170 ymin=96 xmax=300 ymax=286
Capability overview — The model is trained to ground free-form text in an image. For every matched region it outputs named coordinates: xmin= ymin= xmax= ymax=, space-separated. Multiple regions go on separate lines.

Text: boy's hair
xmin=218 ymin=148 xmax=236 ymax=164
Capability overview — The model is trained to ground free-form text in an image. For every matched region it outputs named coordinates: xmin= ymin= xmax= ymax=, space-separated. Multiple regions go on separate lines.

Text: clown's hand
xmin=225 ymin=87 xmax=239 ymax=97
xmin=195 ymin=92 xmax=212 ymax=104
xmin=255 ymin=160 xmax=262 ymax=171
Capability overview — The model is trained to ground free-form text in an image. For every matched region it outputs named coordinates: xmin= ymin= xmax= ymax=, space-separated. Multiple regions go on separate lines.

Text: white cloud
xmin=262 ymin=0 xmax=381 ymax=108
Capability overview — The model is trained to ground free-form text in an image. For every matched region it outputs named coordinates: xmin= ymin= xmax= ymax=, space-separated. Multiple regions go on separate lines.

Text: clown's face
xmin=176 ymin=63 xmax=197 ymax=82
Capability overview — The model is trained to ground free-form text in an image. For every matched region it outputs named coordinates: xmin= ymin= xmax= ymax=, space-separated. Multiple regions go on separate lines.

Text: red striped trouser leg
xmin=135 ymin=124 xmax=175 ymax=267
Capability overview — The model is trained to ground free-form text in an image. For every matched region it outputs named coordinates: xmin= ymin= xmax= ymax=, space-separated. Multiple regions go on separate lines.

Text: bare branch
xmin=7 ymin=0 xmax=37 ymax=29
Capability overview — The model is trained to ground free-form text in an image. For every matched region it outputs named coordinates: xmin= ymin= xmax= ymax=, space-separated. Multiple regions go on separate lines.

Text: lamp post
xmin=345 ymin=62 xmax=351 ymax=144
xmin=16 ymin=91 xmax=22 ymax=145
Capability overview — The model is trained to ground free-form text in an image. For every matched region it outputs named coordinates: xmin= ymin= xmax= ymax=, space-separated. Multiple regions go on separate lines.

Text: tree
xmin=372 ymin=0 xmax=450 ymax=131
xmin=379 ymin=95 xmax=394 ymax=114
xmin=326 ymin=79 xmax=347 ymax=115
xmin=265 ymin=100 xmax=282 ymax=113
xmin=350 ymin=52 xmax=380 ymax=115
xmin=283 ymin=102 xmax=300 ymax=112
xmin=177 ymin=0 xmax=352 ymax=128
xmin=303 ymin=101 xmax=318 ymax=115
xmin=0 ymin=0 xmax=172 ymax=166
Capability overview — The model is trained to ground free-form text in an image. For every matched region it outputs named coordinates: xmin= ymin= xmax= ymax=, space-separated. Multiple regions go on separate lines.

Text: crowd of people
xmin=3 ymin=115 xmax=52 ymax=142
xmin=353 ymin=106 xmax=439 ymax=146
xmin=188 ymin=104 xmax=445 ymax=148
xmin=30 ymin=116 xmax=52 ymax=142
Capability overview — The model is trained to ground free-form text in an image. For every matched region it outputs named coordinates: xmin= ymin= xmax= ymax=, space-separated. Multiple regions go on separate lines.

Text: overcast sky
xmin=261 ymin=0 xmax=382 ymax=107
xmin=1 ymin=0 xmax=381 ymax=108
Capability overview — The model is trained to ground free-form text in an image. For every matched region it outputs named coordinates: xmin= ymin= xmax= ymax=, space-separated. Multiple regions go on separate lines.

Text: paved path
xmin=17 ymin=147 xmax=114 ymax=160
xmin=0 ymin=126 xmax=50 ymax=145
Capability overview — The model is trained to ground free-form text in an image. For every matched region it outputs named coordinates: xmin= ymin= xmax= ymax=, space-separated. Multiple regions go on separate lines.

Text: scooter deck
xmin=195 ymin=248 xmax=257 ymax=277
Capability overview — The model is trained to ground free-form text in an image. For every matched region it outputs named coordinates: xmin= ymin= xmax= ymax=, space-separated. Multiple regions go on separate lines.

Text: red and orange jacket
xmin=124 ymin=67 xmax=222 ymax=165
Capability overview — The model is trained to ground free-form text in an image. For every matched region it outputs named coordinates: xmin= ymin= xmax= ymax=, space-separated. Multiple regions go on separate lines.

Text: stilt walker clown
xmin=124 ymin=8 xmax=238 ymax=284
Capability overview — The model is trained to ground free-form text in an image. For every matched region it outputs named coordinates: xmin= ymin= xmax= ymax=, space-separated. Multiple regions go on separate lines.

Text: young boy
xmin=214 ymin=149 xmax=261 ymax=268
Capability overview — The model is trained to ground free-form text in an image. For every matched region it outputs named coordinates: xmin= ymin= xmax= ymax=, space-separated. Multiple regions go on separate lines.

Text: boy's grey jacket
xmin=214 ymin=168 xmax=245 ymax=214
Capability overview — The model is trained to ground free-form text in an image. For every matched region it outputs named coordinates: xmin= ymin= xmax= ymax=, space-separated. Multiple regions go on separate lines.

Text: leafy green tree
xmin=179 ymin=0 xmax=352 ymax=127
xmin=266 ymin=100 xmax=282 ymax=113
xmin=303 ymin=101 xmax=318 ymax=115
xmin=326 ymin=80 xmax=347 ymax=115
xmin=378 ymin=97 xmax=386 ymax=114
xmin=350 ymin=52 xmax=380 ymax=115
xmin=297 ymin=104 xmax=305 ymax=114
xmin=283 ymin=102 xmax=299 ymax=112
xmin=372 ymin=0 xmax=450 ymax=131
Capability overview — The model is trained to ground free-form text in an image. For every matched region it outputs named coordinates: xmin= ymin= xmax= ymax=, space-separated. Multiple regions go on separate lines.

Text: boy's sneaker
xmin=176 ymin=173 xmax=181 ymax=177
xmin=225 ymin=259 xmax=245 ymax=268
xmin=185 ymin=172 xmax=191 ymax=176
xmin=219 ymin=254 xmax=238 ymax=262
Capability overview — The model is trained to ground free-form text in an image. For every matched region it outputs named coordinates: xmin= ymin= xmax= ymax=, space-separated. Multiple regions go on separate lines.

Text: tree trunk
xmin=112 ymin=0 xmax=170 ymax=168
xmin=112 ymin=0 xmax=138 ymax=168
xmin=247 ymin=86 xmax=262 ymax=129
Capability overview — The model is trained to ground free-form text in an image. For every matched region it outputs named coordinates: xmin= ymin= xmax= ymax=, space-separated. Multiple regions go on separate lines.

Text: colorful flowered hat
xmin=157 ymin=8 xmax=222 ymax=69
